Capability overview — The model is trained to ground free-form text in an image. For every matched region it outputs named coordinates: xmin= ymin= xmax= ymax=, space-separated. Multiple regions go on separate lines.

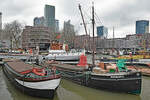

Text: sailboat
xmin=88 ymin=2 xmax=142 ymax=94
xmin=46 ymin=2 xmax=142 ymax=94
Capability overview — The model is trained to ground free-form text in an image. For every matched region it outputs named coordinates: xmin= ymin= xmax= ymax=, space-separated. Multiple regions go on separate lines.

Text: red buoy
xmin=77 ymin=54 xmax=88 ymax=67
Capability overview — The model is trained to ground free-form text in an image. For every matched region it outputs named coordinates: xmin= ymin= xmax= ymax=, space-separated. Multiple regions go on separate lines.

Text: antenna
xmin=112 ymin=27 xmax=115 ymax=51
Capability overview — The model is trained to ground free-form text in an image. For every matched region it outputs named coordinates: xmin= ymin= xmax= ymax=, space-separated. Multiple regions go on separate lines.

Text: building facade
xmin=136 ymin=20 xmax=149 ymax=34
xmin=63 ymin=20 xmax=75 ymax=48
xmin=97 ymin=26 xmax=108 ymax=38
xmin=64 ymin=20 xmax=75 ymax=34
xmin=74 ymin=33 xmax=150 ymax=52
xmin=44 ymin=5 xmax=55 ymax=31
xmin=22 ymin=26 xmax=51 ymax=50
xmin=0 ymin=12 xmax=2 ymax=30
xmin=33 ymin=16 xmax=45 ymax=27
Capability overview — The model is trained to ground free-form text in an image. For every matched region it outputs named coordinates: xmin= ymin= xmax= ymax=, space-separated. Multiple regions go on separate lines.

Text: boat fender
xmin=52 ymin=66 xmax=56 ymax=72
xmin=52 ymin=66 xmax=57 ymax=78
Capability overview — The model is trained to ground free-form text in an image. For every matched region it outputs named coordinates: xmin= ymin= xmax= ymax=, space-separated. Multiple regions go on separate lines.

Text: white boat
xmin=44 ymin=42 xmax=84 ymax=61
xmin=45 ymin=49 xmax=84 ymax=61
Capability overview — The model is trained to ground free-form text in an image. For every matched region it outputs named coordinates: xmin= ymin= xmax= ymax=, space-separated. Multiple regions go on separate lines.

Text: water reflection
xmin=1 ymin=66 xmax=150 ymax=100
xmin=60 ymin=79 xmax=141 ymax=100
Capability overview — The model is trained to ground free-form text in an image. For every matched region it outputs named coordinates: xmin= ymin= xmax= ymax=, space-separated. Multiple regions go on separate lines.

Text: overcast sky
xmin=1 ymin=0 xmax=150 ymax=38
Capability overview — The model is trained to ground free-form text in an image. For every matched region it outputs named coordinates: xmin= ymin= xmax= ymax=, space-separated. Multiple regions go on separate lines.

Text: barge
xmin=3 ymin=59 xmax=61 ymax=98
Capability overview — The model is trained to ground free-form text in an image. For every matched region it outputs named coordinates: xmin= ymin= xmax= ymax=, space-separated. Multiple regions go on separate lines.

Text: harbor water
xmin=0 ymin=66 xmax=150 ymax=100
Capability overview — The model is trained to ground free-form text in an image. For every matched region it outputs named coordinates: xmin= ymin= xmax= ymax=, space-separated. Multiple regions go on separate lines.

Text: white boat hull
xmin=45 ymin=54 xmax=80 ymax=61
xmin=15 ymin=78 xmax=61 ymax=90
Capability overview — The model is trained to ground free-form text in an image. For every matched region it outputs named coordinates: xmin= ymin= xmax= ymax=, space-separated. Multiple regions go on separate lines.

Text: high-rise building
xmin=0 ymin=12 xmax=2 ymax=30
xmin=55 ymin=19 xmax=59 ymax=33
xmin=97 ymin=26 xmax=108 ymax=38
xmin=64 ymin=20 xmax=75 ymax=35
xmin=63 ymin=20 xmax=75 ymax=48
xmin=33 ymin=16 xmax=45 ymax=27
xmin=44 ymin=5 xmax=55 ymax=31
xmin=136 ymin=20 xmax=149 ymax=34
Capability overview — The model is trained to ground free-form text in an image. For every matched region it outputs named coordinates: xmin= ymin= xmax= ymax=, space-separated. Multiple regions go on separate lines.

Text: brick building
xmin=74 ymin=33 xmax=150 ymax=52
xmin=22 ymin=26 xmax=51 ymax=50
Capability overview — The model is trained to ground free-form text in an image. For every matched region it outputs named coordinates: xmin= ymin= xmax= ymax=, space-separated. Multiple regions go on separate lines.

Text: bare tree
xmin=0 ymin=29 xmax=2 ymax=41
xmin=60 ymin=28 xmax=76 ymax=49
xmin=3 ymin=20 xmax=23 ymax=49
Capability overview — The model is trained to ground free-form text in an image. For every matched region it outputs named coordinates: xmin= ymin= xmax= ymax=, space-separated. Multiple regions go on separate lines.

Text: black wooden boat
xmin=49 ymin=63 xmax=88 ymax=85
xmin=89 ymin=68 xmax=141 ymax=94
xmin=87 ymin=60 xmax=142 ymax=94
xmin=48 ymin=62 xmax=141 ymax=94
xmin=3 ymin=59 xmax=61 ymax=98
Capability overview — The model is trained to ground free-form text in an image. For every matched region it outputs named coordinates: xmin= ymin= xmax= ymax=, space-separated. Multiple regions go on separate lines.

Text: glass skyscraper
xmin=55 ymin=19 xmax=59 ymax=32
xmin=44 ymin=5 xmax=55 ymax=30
xmin=136 ymin=20 xmax=149 ymax=34
xmin=97 ymin=26 xmax=108 ymax=38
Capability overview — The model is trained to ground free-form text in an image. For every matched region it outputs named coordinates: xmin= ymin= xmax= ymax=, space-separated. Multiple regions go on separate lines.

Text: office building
xmin=64 ymin=20 xmax=75 ymax=35
xmin=55 ymin=19 xmax=59 ymax=33
xmin=44 ymin=5 xmax=55 ymax=31
xmin=97 ymin=26 xmax=108 ymax=38
xmin=136 ymin=20 xmax=149 ymax=34
xmin=33 ymin=16 xmax=45 ymax=27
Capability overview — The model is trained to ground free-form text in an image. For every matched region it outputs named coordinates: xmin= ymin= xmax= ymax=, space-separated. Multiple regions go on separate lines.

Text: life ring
xmin=32 ymin=68 xmax=45 ymax=76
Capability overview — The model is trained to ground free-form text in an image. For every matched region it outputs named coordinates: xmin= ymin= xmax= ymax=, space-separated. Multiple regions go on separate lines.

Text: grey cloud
xmin=100 ymin=0 xmax=150 ymax=29
xmin=0 ymin=0 xmax=40 ymax=17
xmin=1 ymin=0 xmax=150 ymax=37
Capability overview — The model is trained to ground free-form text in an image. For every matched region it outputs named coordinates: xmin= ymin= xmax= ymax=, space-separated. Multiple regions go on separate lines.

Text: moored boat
xmin=127 ymin=65 xmax=150 ymax=76
xmin=2 ymin=59 xmax=61 ymax=98
xmin=89 ymin=67 xmax=141 ymax=94
xmin=46 ymin=58 xmax=142 ymax=94
xmin=90 ymin=60 xmax=142 ymax=94
xmin=44 ymin=41 xmax=84 ymax=61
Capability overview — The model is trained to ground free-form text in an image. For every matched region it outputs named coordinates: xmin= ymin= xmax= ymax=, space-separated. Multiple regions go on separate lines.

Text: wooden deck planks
xmin=7 ymin=61 xmax=33 ymax=73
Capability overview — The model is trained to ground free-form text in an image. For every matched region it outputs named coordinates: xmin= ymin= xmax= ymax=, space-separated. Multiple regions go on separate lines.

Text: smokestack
xmin=0 ymin=12 xmax=2 ymax=30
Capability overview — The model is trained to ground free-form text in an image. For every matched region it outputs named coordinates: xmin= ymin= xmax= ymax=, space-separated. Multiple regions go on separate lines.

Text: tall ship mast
xmin=92 ymin=2 xmax=95 ymax=67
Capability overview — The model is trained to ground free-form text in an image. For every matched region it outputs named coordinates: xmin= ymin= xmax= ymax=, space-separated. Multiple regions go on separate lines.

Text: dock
xmin=0 ymin=53 xmax=39 ymax=66
xmin=0 ymin=53 xmax=36 ymax=60
xmin=100 ymin=61 xmax=150 ymax=67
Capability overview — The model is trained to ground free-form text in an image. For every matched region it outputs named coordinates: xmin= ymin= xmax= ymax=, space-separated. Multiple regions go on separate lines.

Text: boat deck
xmin=5 ymin=60 xmax=33 ymax=73
xmin=50 ymin=63 xmax=87 ymax=72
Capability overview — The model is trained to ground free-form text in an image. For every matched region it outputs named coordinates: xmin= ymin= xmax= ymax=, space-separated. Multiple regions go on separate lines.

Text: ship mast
xmin=92 ymin=2 xmax=95 ymax=67
xmin=79 ymin=4 xmax=88 ymax=50
xmin=78 ymin=4 xmax=88 ymax=36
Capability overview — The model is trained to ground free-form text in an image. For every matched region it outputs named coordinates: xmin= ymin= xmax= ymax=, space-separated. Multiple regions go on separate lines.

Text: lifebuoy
xmin=32 ymin=68 xmax=45 ymax=76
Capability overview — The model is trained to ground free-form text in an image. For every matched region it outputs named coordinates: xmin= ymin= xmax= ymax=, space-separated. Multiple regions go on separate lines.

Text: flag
xmin=56 ymin=34 xmax=61 ymax=39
